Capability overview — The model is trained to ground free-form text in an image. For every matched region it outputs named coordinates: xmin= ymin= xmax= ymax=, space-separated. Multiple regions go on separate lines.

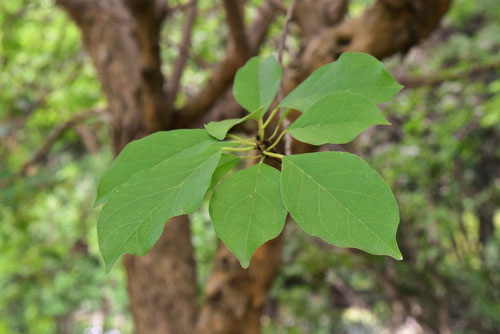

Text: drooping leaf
xmin=281 ymin=152 xmax=402 ymax=259
xmin=209 ymin=164 xmax=287 ymax=268
xmin=98 ymin=144 xmax=223 ymax=272
xmin=204 ymin=107 xmax=264 ymax=140
xmin=280 ymin=52 xmax=403 ymax=112
xmin=287 ymin=92 xmax=390 ymax=145
xmin=233 ymin=55 xmax=282 ymax=113
xmin=210 ymin=153 xmax=240 ymax=188
xmin=96 ymin=129 xmax=214 ymax=205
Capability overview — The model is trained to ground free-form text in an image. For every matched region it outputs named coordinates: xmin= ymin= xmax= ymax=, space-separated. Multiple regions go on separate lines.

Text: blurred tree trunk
xmin=57 ymin=0 xmax=452 ymax=333
xmin=56 ymin=1 xmax=199 ymax=333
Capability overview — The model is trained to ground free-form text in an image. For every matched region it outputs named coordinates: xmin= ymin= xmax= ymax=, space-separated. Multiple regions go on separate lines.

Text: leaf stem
xmin=258 ymin=119 xmax=265 ymax=140
xmin=227 ymin=134 xmax=256 ymax=146
xmin=262 ymin=151 xmax=284 ymax=159
xmin=222 ymin=146 xmax=255 ymax=152
xmin=262 ymin=108 xmax=279 ymax=129
xmin=268 ymin=114 xmax=285 ymax=141
xmin=266 ymin=129 xmax=288 ymax=151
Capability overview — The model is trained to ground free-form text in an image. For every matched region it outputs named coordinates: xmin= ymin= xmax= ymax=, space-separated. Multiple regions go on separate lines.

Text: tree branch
xmin=223 ymin=0 xmax=250 ymax=58
xmin=18 ymin=109 xmax=104 ymax=176
xmin=167 ymin=0 xmax=197 ymax=110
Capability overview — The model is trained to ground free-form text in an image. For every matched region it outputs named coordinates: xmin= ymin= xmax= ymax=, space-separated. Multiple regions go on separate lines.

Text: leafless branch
xmin=19 ymin=109 xmax=105 ymax=176
xmin=167 ymin=0 xmax=197 ymax=110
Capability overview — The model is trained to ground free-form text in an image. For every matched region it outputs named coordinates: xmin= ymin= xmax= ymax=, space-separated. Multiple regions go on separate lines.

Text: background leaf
xmin=98 ymin=146 xmax=223 ymax=272
xmin=233 ymin=55 xmax=282 ymax=113
xmin=280 ymin=52 xmax=403 ymax=112
xmin=96 ymin=129 xmax=214 ymax=205
xmin=288 ymin=92 xmax=390 ymax=145
xmin=209 ymin=164 xmax=287 ymax=268
xmin=281 ymin=152 xmax=402 ymax=259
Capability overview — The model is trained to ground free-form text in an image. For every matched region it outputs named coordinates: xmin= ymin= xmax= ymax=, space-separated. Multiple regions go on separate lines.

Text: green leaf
xmin=98 ymin=145 xmax=223 ymax=272
xmin=233 ymin=55 xmax=282 ymax=113
xmin=281 ymin=152 xmax=402 ymax=259
xmin=209 ymin=164 xmax=287 ymax=268
xmin=210 ymin=153 xmax=240 ymax=188
xmin=204 ymin=107 xmax=264 ymax=140
xmin=287 ymin=92 xmax=390 ymax=145
xmin=96 ymin=129 xmax=214 ymax=205
xmin=280 ymin=52 xmax=403 ymax=112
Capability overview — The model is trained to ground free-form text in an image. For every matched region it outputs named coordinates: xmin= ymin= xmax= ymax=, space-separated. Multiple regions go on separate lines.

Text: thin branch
xmin=19 ymin=109 xmax=105 ymax=176
xmin=167 ymin=0 xmax=197 ymax=110
xmin=223 ymin=0 xmax=250 ymax=58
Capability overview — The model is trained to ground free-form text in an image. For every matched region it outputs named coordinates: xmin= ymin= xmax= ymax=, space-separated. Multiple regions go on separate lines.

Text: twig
xmin=18 ymin=109 xmax=105 ymax=176
xmin=167 ymin=0 xmax=197 ymax=110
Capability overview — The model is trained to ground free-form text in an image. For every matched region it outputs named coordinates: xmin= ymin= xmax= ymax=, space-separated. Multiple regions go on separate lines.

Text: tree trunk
xmin=56 ymin=1 xmax=198 ymax=333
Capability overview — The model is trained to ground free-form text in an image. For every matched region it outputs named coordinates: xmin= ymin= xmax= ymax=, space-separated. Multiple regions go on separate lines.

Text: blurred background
xmin=0 ymin=0 xmax=499 ymax=333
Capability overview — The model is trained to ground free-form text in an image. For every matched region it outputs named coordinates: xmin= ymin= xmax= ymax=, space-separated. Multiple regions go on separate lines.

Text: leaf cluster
xmin=96 ymin=53 xmax=403 ymax=271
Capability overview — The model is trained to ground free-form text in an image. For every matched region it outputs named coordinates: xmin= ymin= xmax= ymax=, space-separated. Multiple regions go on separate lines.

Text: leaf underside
xmin=280 ymin=52 xmax=403 ymax=112
xmin=96 ymin=129 xmax=215 ymax=205
xmin=210 ymin=164 xmax=287 ymax=268
xmin=233 ymin=55 xmax=282 ymax=113
xmin=98 ymin=143 xmax=225 ymax=272
xmin=281 ymin=151 xmax=402 ymax=260
xmin=288 ymin=92 xmax=390 ymax=145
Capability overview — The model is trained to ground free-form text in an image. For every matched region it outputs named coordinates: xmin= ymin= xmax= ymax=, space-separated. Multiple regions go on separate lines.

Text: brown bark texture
xmin=57 ymin=0 xmax=452 ymax=333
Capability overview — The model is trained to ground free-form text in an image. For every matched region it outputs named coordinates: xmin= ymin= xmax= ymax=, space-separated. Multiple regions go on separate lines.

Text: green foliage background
xmin=1 ymin=0 xmax=499 ymax=333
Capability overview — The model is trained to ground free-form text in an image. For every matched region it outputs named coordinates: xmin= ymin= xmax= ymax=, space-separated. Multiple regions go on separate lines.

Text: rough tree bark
xmin=57 ymin=0 xmax=452 ymax=333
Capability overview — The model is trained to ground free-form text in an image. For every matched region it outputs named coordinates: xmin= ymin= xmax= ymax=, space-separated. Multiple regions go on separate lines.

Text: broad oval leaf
xmin=209 ymin=164 xmax=287 ymax=268
xmin=280 ymin=52 xmax=403 ymax=112
xmin=98 ymin=146 xmax=223 ymax=272
xmin=96 ymin=129 xmax=214 ymax=205
xmin=281 ymin=152 xmax=402 ymax=259
xmin=205 ymin=107 xmax=264 ymax=140
xmin=233 ymin=55 xmax=282 ymax=113
xmin=288 ymin=92 xmax=390 ymax=145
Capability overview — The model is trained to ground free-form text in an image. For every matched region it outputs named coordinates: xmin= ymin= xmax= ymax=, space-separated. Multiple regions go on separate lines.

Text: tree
xmin=54 ymin=0 xmax=451 ymax=333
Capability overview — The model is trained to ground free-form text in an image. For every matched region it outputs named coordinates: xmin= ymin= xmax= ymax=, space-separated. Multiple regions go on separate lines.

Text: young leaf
xmin=210 ymin=153 xmax=240 ymax=188
xmin=98 ymin=145 xmax=223 ymax=272
xmin=233 ymin=55 xmax=282 ymax=113
xmin=281 ymin=152 xmax=402 ymax=260
xmin=280 ymin=52 xmax=403 ymax=112
xmin=205 ymin=107 xmax=264 ymax=140
xmin=209 ymin=164 xmax=287 ymax=268
xmin=287 ymin=92 xmax=390 ymax=145
xmin=96 ymin=129 xmax=214 ymax=205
